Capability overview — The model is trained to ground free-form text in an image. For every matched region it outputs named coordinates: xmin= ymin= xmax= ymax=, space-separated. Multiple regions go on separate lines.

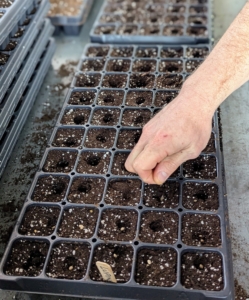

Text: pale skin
xmin=125 ymin=1 xmax=249 ymax=185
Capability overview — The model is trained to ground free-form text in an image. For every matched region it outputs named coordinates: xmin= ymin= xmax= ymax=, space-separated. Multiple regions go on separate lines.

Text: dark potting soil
xmin=139 ymin=25 xmax=160 ymax=35
xmin=203 ymin=133 xmax=216 ymax=153
xmin=187 ymin=26 xmax=208 ymax=36
xmin=110 ymin=47 xmax=133 ymax=57
xmin=22 ymin=17 xmax=31 ymax=26
xmin=189 ymin=5 xmax=208 ymax=14
xmin=129 ymin=73 xmax=155 ymax=89
xmin=139 ymin=211 xmax=178 ymax=244
xmin=102 ymin=74 xmax=128 ymax=88
xmin=161 ymin=47 xmax=183 ymax=58
xmin=90 ymin=244 xmax=133 ymax=283
xmin=106 ymin=59 xmax=131 ymax=72
xmin=183 ymin=155 xmax=217 ymax=179
xmin=32 ymin=175 xmax=69 ymax=202
xmin=52 ymin=128 xmax=85 ymax=148
xmin=135 ymin=248 xmax=177 ymax=287
xmin=105 ymin=179 xmax=141 ymax=206
xmin=186 ymin=59 xmax=203 ymax=73
xmin=4 ymin=240 xmax=49 ymax=276
xmin=80 ymin=58 xmax=105 ymax=72
xmin=75 ymin=73 xmax=101 ymax=88
xmin=86 ymin=46 xmax=110 ymax=57
xmin=61 ymin=108 xmax=91 ymax=125
xmin=122 ymin=109 xmax=151 ymax=127
xmin=186 ymin=46 xmax=209 ymax=58
xmin=117 ymin=129 xmax=142 ymax=150
xmin=117 ymin=25 xmax=138 ymax=35
xmin=98 ymin=208 xmax=138 ymax=241
xmin=154 ymin=91 xmax=178 ymax=107
xmin=58 ymin=207 xmax=98 ymax=239
xmin=182 ymin=182 xmax=219 ymax=211
xmin=46 ymin=242 xmax=90 ymax=280
xmin=189 ymin=15 xmax=207 ymax=25
xmin=125 ymin=90 xmax=152 ymax=107
xmin=181 ymin=252 xmax=224 ymax=291
xmin=0 ymin=0 xmax=12 ymax=8
xmin=163 ymin=26 xmax=184 ymax=36
xmin=19 ymin=206 xmax=60 ymax=236
xmin=94 ymin=25 xmax=116 ymax=35
xmin=190 ymin=0 xmax=208 ymax=4
xmin=167 ymin=5 xmax=186 ymax=13
xmin=156 ymin=74 xmax=183 ymax=89
xmin=143 ymin=181 xmax=179 ymax=208
xmin=76 ymin=151 xmax=111 ymax=174
xmin=165 ymin=14 xmax=185 ymax=25
xmin=159 ymin=60 xmax=183 ymax=73
xmin=135 ymin=47 xmax=158 ymax=58
xmin=0 ymin=52 xmax=9 ymax=65
xmin=13 ymin=28 xmax=24 ymax=38
xmin=97 ymin=90 xmax=124 ymax=106
xmin=68 ymin=90 xmax=96 ymax=105
xmin=42 ymin=150 xmax=77 ymax=173
xmin=99 ymin=14 xmax=121 ymax=23
xmin=181 ymin=213 xmax=221 ymax=247
xmin=91 ymin=108 xmax=120 ymax=126
xmin=235 ymin=279 xmax=249 ymax=300
xmin=112 ymin=152 xmax=137 ymax=176
xmin=4 ymin=40 xmax=17 ymax=51
xmin=132 ymin=59 xmax=157 ymax=73
xmin=84 ymin=128 xmax=116 ymax=149
xmin=68 ymin=177 xmax=105 ymax=204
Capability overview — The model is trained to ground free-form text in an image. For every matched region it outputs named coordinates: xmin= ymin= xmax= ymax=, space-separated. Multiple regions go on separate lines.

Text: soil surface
xmin=163 ymin=26 xmax=184 ymax=36
xmin=156 ymin=74 xmax=183 ymax=89
xmin=102 ymin=74 xmax=127 ymax=88
xmin=68 ymin=90 xmax=96 ymax=105
xmin=140 ymin=25 xmax=160 ymax=35
xmin=13 ymin=28 xmax=24 ymax=38
xmin=154 ymin=91 xmax=178 ymax=107
xmin=84 ymin=128 xmax=116 ymax=149
xmin=98 ymin=208 xmax=138 ymax=241
xmin=189 ymin=5 xmax=208 ymax=14
xmin=112 ymin=152 xmax=137 ymax=176
xmin=168 ymin=5 xmax=186 ymax=13
xmin=91 ymin=108 xmax=120 ymax=126
xmin=129 ymin=73 xmax=155 ymax=89
xmin=61 ymin=108 xmax=91 ymax=125
xmin=42 ymin=150 xmax=78 ymax=173
xmin=187 ymin=26 xmax=208 ymax=36
xmin=0 ymin=0 xmax=12 ymax=7
xmin=48 ymin=0 xmax=82 ymax=16
xmin=161 ymin=47 xmax=183 ymax=58
xmin=125 ymin=90 xmax=152 ymax=107
xmin=132 ymin=59 xmax=156 ymax=73
xmin=106 ymin=59 xmax=131 ymax=72
xmin=183 ymin=155 xmax=217 ymax=179
xmin=181 ymin=252 xmax=224 ymax=291
xmin=189 ymin=15 xmax=207 ymax=25
xmin=97 ymin=90 xmax=124 ymax=106
xmin=80 ymin=58 xmax=105 ymax=72
xmin=94 ymin=25 xmax=116 ymax=35
xmin=121 ymin=109 xmax=151 ymax=127
xmin=86 ymin=46 xmax=110 ymax=57
xmin=165 ymin=14 xmax=185 ymax=25
xmin=235 ymin=279 xmax=249 ymax=300
xmin=135 ymin=47 xmax=158 ymax=58
xmin=110 ymin=47 xmax=133 ymax=57
xmin=52 ymin=128 xmax=84 ymax=148
xmin=186 ymin=46 xmax=209 ymax=58
xmin=75 ymin=74 xmax=101 ymax=88
xmin=4 ymin=41 xmax=17 ymax=51
xmin=186 ymin=59 xmax=203 ymax=73
xmin=203 ymin=133 xmax=216 ymax=153
xmin=117 ymin=129 xmax=142 ymax=149
xmin=0 ymin=52 xmax=9 ymax=65
xmin=77 ymin=151 xmax=111 ymax=174
xmin=117 ymin=25 xmax=138 ymax=35
xmin=159 ymin=60 xmax=183 ymax=73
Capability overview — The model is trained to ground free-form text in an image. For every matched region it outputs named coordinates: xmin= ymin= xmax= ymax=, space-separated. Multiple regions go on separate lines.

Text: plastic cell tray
xmin=0 ymin=0 xmax=50 ymax=104
xmin=0 ymin=18 xmax=54 ymax=140
xmin=48 ymin=0 xmax=93 ymax=35
xmin=0 ymin=44 xmax=234 ymax=300
xmin=0 ymin=38 xmax=56 ymax=177
xmin=90 ymin=0 xmax=212 ymax=44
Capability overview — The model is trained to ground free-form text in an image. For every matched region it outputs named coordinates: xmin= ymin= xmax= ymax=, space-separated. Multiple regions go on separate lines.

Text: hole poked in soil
xmin=110 ymin=47 xmax=133 ymax=57
xmin=42 ymin=150 xmax=77 ymax=173
xmin=203 ymin=133 xmax=216 ymax=153
xmin=139 ymin=211 xmax=178 ymax=244
xmin=46 ymin=242 xmax=90 ymax=280
xmin=186 ymin=47 xmax=209 ymax=58
xmin=189 ymin=5 xmax=208 ymax=14
xmin=97 ymin=90 xmax=124 ymax=106
xmin=159 ymin=60 xmax=183 ymax=73
xmin=80 ymin=59 xmax=105 ymax=72
xmin=135 ymin=248 xmax=177 ymax=287
xmin=163 ymin=26 xmax=184 ymax=36
xmin=132 ymin=59 xmax=157 ymax=73
xmin=32 ymin=175 xmax=69 ymax=203
xmin=75 ymin=74 xmax=101 ymax=88
xmin=117 ymin=25 xmax=138 ymax=35
xmin=84 ymin=128 xmax=116 ymax=149
xmin=94 ymin=25 xmax=116 ymax=35
xmin=58 ymin=207 xmax=98 ymax=239
xmin=188 ymin=16 xmax=207 ymax=25
xmin=165 ymin=14 xmax=185 ymax=25
xmin=52 ymin=128 xmax=84 ymax=148
xmin=135 ymin=47 xmax=158 ymax=58
xmin=167 ymin=5 xmax=186 ymax=13
xmin=102 ymin=74 xmax=128 ymax=88
xmin=126 ymin=90 xmax=153 ymax=107
xmin=106 ymin=59 xmax=131 ymax=73
xmin=98 ymin=208 xmax=138 ymax=241
xmin=90 ymin=244 xmax=133 ymax=283
xmin=91 ymin=108 xmax=120 ymax=126
xmin=141 ymin=12 xmax=163 ymax=24
xmin=4 ymin=240 xmax=49 ymax=277
xmin=99 ymin=14 xmax=121 ymax=23
xmin=105 ymin=179 xmax=141 ymax=206
xmin=143 ymin=181 xmax=179 ymax=208
xmin=19 ymin=206 xmax=60 ymax=236
xmin=13 ymin=28 xmax=24 ymax=38
xmin=156 ymin=74 xmax=183 ymax=89
xmin=187 ymin=26 xmax=208 ymax=36
xmin=182 ymin=182 xmax=219 ymax=211
xmin=139 ymin=25 xmax=161 ymax=35
xmin=68 ymin=90 xmax=96 ymax=105
xmin=4 ymin=40 xmax=17 ymax=51
xmin=68 ymin=177 xmax=105 ymax=204
xmin=161 ymin=47 xmax=183 ymax=58
xmin=112 ymin=152 xmax=137 ymax=176
xmin=61 ymin=108 xmax=91 ymax=125
xmin=117 ymin=129 xmax=142 ymax=149
xmin=183 ymin=155 xmax=217 ymax=179
xmin=186 ymin=59 xmax=203 ymax=73
xmin=86 ymin=46 xmax=109 ymax=57
xmin=77 ymin=151 xmax=111 ymax=174
xmin=181 ymin=252 xmax=224 ymax=291
xmin=129 ymin=74 xmax=155 ymax=89
xmin=122 ymin=109 xmax=151 ymax=127
xmin=0 ymin=52 xmax=9 ymax=65
xmin=154 ymin=91 xmax=178 ymax=107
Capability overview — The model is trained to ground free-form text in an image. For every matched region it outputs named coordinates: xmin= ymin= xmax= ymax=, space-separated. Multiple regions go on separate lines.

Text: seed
xmin=199 ymin=264 xmax=204 ymax=269
xmin=113 ymin=254 xmax=118 ymax=258
xmin=120 ymin=227 xmax=125 ymax=231
xmin=79 ymin=224 xmax=84 ymax=230
xmin=69 ymin=266 xmax=73 ymax=271
xmin=147 ymin=260 xmax=152 ymax=265
xmin=90 ymin=210 xmax=93 ymax=213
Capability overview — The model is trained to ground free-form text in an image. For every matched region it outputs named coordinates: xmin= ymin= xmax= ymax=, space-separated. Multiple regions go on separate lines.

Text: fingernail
xmin=157 ymin=171 xmax=168 ymax=184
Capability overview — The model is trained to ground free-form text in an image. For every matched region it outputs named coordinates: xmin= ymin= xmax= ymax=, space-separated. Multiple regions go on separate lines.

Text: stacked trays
xmin=0 ymin=44 xmax=234 ymax=300
xmin=90 ymin=0 xmax=212 ymax=44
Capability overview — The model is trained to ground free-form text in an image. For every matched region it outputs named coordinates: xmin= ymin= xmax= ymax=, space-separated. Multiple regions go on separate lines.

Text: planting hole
xmin=78 ymin=183 xmax=91 ymax=193
xmin=64 ymin=256 xmax=77 ymax=269
xmin=136 ymin=97 xmax=145 ymax=105
xmin=103 ymin=113 xmax=114 ymax=123
xmin=194 ymin=190 xmax=208 ymax=201
xmin=104 ymin=94 xmax=114 ymax=103
xmin=149 ymin=219 xmax=164 ymax=232
xmin=73 ymin=115 xmax=85 ymax=124
xmin=52 ymin=181 xmax=65 ymax=194
xmin=96 ymin=134 xmax=106 ymax=143
xmin=56 ymin=159 xmax=69 ymax=169
xmin=134 ymin=116 xmax=144 ymax=125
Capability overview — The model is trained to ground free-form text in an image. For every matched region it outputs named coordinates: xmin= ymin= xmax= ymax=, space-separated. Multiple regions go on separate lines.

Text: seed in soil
xmin=106 ymin=59 xmax=131 ymax=72
xmin=156 ymin=74 xmax=183 ymax=89
xmin=183 ymin=155 xmax=217 ymax=179
xmin=0 ymin=0 xmax=12 ymax=7
xmin=86 ymin=46 xmax=109 ymax=57
xmin=143 ymin=12 xmax=163 ymax=24
xmin=181 ymin=213 xmax=221 ymax=247
xmin=52 ymin=128 xmax=84 ymax=148
xmin=61 ymin=108 xmax=91 ymax=125
xmin=129 ymin=73 xmax=155 ymax=89
xmin=186 ymin=59 xmax=203 ymax=73
xmin=91 ymin=108 xmax=120 ymax=126
xmin=188 ymin=16 xmax=207 ymax=25
xmin=181 ymin=252 xmax=224 ymax=291
xmin=102 ymin=74 xmax=127 ymax=88
xmin=165 ymin=14 xmax=185 ymax=25
xmin=143 ymin=181 xmax=179 ymax=208
xmin=135 ymin=47 xmax=158 ymax=58
xmin=94 ymin=25 xmax=116 ymax=35
xmin=203 ymin=133 xmax=215 ymax=153
xmin=84 ymin=128 xmax=116 ymax=149
xmin=32 ymin=175 xmax=69 ymax=203
xmin=75 ymin=74 xmax=101 ymax=87
xmin=98 ymin=208 xmax=138 ymax=241
xmin=13 ymin=28 xmax=24 ymax=38
xmin=182 ymin=182 xmax=219 ymax=211
xmin=132 ymin=59 xmax=156 ymax=73
xmin=139 ymin=25 xmax=160 ymax=35
xmin=189 ymin=5 xmax=208 ymax=14
xmin=186 ymin=47 xmax=209 ymax=58
xmin=167 ymin=5 xmax=186 ymax=13
xmin=135 ymin=248 xmax=177 ymax=287
xmin=0 ymin=52 xmax=9 ymax=65
xmin=42 ymin=150 xmax=77 ymax=173
xmin=77 ymin=151 xmax=111 ymax=174
xmin=154 ymin=91 xmax=178 ymax=107
xmin=4 ymin=240 xmax=49 ymax=277
xmin=80 ymin=59 xmax=105 ymax=72
xmin=4 ymin=40 xmax=17 ymax=51
xmin=159 ymin=60 xmax=183 ymax=73
xmin=161 ymin=47 xmax=183 ymax=58
xmin=117 ymin=129 xmax=142 ymax=150
xmin=58 ymin=207 xmax=98 ymax=239
xmin=187 ymin=26 xmax=208 ymax=36
xmin=90 ymin=244 xmax=133 ymax=283
xmin=163 ymin=26 xmax=184 ymax=36
xmin=105 ymin=179 xmax=141 ymax=206
xmin=68 ymin=177 xmax=105 ymax=204
xmin=122 ymin=109 xmax=151 ymax=127
xmin=97 ymin=90 xmax=124 ymax=106
xmin=68 ymin=90 xmax=96 ymax=105
xmin=46 ymin=242 xmax=90 ymax=280
xmin=110 ymin=47 xmax=133 ymax=57
xmin=125 ymin=90 xmax=152 ymax=107
xmin=112 ymin=152 xmax=137 ymax=176
xmin=117 ymin=25 xmax=138 ymax=35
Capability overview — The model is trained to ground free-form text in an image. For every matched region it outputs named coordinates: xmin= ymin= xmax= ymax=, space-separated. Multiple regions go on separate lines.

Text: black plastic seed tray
xmin=0 ymin=0 xmax=50 ymax=104
xmin=47 ymin=0 xmax=93 ymax=35
xmin=90 ymin=0 xmax=213 ymax=44
xmin=0 ymin=43 xmax=234 ymax=300
xmin=0 ymin=19 xmax=54 ymax=140
xmin=0 ymin=38 xmax=56 ymax=177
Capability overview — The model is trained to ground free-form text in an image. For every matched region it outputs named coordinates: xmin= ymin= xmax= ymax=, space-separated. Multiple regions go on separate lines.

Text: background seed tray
xmin=0 ymin=43 xmax=234 ymax=300
xmin=0 ymin=0 xmax=50 ymax=104
xmin=0 ymin=38 xmax=56 ymax=178
xmin=48 ymin=0 xmax=93 ymax=36
xmin=0 ymin=19 xmax=54 ymax=140
xmin=90 ymin=0 xmax=213 ymax=44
